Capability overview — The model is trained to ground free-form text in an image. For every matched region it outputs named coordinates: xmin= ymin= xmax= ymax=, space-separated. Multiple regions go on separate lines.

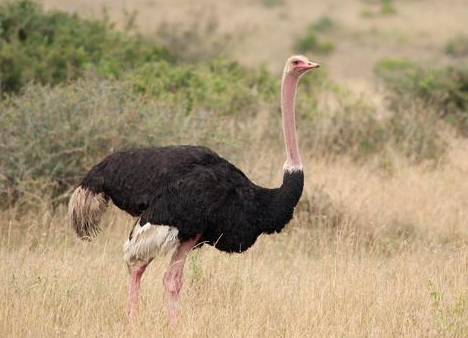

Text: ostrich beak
xmin=304 ymin=62 xmax=320 ymax=70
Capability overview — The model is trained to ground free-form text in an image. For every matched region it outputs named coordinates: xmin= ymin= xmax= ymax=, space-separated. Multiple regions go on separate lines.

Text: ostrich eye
xmin=292 ymin=60 xmax=300 ymax=65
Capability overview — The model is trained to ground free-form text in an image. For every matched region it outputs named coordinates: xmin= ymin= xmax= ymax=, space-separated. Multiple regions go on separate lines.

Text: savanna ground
xmin=1 ymin=0 xmax=468 ymax=337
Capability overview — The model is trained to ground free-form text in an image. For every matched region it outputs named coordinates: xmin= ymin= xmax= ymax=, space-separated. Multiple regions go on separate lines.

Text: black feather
xmin=80 ymin=145 xmax=303 ymax=253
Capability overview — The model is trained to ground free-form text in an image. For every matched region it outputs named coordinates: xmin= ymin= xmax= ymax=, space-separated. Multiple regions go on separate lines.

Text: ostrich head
xmin=284 ymin=55 xmax=320 ymax=77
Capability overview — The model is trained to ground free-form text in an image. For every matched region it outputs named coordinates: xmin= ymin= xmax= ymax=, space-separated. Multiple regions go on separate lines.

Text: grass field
xmin=1 ymin=0 xmax=468 ymax=337
xmin=2 ymin=151 xmax=468 ymax=337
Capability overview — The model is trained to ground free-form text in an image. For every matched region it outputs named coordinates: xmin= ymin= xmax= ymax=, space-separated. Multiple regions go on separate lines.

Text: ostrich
xmin=69 ymin=55 xmax=319 ymax=322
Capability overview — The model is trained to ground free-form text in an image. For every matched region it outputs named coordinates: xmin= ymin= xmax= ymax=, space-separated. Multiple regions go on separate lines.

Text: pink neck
xmin=281 ymin=72 xmax=302 ymax=172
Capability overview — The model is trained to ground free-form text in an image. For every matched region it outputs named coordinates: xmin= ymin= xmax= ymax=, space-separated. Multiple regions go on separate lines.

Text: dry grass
xmin=2 ymin=149 xmax=468 ymax=337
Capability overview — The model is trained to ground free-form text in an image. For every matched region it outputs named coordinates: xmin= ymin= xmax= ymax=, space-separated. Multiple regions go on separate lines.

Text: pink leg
xmin=163 ymin=235 xmax=201 ymax=325
xmin=127 ymin=264 xmax=148 ymax=323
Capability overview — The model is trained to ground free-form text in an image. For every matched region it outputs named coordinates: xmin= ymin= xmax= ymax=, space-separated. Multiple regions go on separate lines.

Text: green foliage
xmin=304 ymin=96 xmax=386 ymax=158
xmin=375 ymin=58 xmax=468 ymax=135
xmin=0 ymin=57 xmax=286 ymax=205
xmin=310 ymin=16 xmax=335 ymax=33
xmin=0 ymin=0 xmax=169 ymax=95
xmin=445 ymin=35 xmax=468 ymax=57
xmin=360 ymin=0 xmax=396 ymax=18
xmin=360 ymin=9 xmax=374 ymax=19
xmin=260 ymin=0 xmax=284 ymax=8
xmin=0 ymin=76 xmax=251 ymax=205
xmin=294 ymin=21 xmax=335 ymax=54
xmin=380 ymin=0 xmax=396 ymax=15
xmin=128 ymin=59 xmax=277 ymax=116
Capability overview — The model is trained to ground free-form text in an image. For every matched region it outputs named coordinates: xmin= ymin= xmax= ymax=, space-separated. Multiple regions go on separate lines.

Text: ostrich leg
xmin=127 ymin=263 xmax=149 ymax=322
xmin=163 ymin=235 xmax=201 ymax=323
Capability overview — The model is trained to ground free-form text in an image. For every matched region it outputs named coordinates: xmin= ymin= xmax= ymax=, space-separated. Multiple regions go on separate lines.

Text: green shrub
xmin=0 ymin=58 xmax=290 ymax=206
xmin=0 ymin=0 xmax=169 ymax=95
xmin=304 ymin=96 xmax=386 ymax=158
xmin=260 ymin=0 xmax=284 ymax=8
xmin=294 ymin=22 xmax=335 ymax=54
xmin=0 ymin=76 xmax=255 ymax=206
xmin=375 ymin=58 xmax=468 ymax=135
xmin=310 ymin=16 xmax=335 ymax=33
xmin=127 ymin=59 xmax=277 ymax=116
xmin=301 ymin=91 xmax=444 ymax=164
xmin=445 ymin=35 xmax=468 ymax=57
xmin=361 ymin=0 xmax=396 ymax=18
xmin=380 ymin=0 xmax=396 ymax=15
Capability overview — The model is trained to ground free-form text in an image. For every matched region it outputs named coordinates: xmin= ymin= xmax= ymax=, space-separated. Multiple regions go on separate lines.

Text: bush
xmin=375 ymin=58 xmax=468 ymax=135
xmin=301 ymin=89 xmax=444 ymax=164
xmin=127 ymin=59 xmax=277 ymax=116
xmin=380 ymin=0 xmax=396 ymax=15
xmin=0 ymin=75 xmax=256 ymax=206
xmin=445 ymin=35 xmax=468 ymax=58
xmin=294 ymin=21 xmax=335 ymax=54
xmin=310 ymin=16 xmax=335 ymax=33
xmin=0 ymin=58 xmax=287 ymax=206
xmin=305 ymin=97 xmax=387 ymax=158
xmin=260 ymin=0 xmax=284 ymax=8
xmin=0 ymin=0 xmax=170 ymax=95
xmin=361 ymin=0 xmax=397 ymax=18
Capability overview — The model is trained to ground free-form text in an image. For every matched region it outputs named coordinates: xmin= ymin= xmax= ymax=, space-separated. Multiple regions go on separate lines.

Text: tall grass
xmin=2 ymin=154 xmax=468 ymax=337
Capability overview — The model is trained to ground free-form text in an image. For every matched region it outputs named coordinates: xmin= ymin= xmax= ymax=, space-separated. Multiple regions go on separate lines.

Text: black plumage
xmin=80 ymin=145 xmax=303 ymax=253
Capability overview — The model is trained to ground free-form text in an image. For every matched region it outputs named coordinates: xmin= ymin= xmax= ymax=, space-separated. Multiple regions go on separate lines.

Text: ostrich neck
xmin=252 ymin=70 xmax=305 ymax=236
xmin=281 ymin=73 xmax=302 ymax=172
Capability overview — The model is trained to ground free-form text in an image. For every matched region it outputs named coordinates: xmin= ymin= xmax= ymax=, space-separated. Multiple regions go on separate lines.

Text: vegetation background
xmin=1 ymin=0 xmax=468 ymax=336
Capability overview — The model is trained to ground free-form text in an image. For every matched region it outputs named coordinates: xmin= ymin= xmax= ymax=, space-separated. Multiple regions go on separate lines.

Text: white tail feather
xmin=68 ymin=186 xmax=108 ymax=240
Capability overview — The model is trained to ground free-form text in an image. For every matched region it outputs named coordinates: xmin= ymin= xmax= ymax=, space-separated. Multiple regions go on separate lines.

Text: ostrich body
xmin=69 ymin=55 xmax=319 ymax=322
